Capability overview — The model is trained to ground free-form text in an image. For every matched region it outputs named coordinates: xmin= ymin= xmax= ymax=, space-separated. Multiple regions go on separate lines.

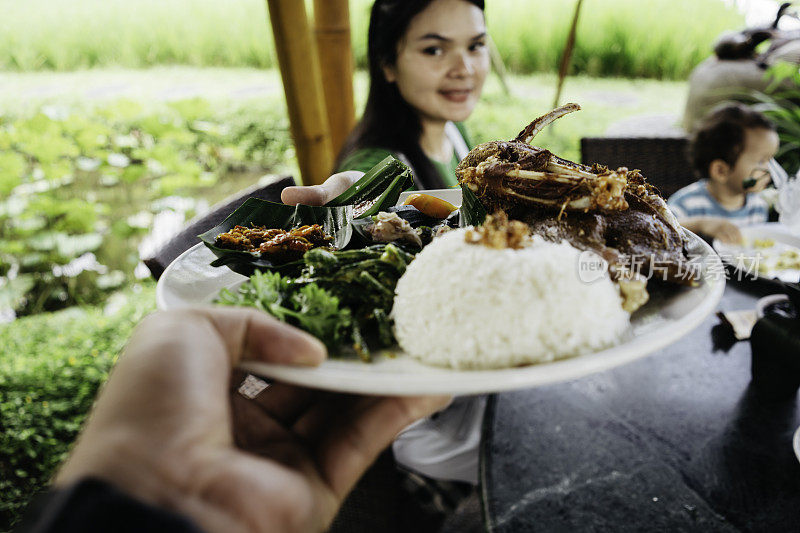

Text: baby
xmin=668 ymin=103 xmax=780 ymax=244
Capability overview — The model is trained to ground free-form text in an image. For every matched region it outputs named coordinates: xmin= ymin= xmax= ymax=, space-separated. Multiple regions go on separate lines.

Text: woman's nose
xmin=448 ymin=51 xmax=474 ymax=78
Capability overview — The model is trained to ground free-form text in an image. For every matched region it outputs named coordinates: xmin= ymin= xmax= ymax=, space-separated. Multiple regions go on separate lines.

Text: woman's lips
xmin=439 ymin=89 xmax=471 ymax=103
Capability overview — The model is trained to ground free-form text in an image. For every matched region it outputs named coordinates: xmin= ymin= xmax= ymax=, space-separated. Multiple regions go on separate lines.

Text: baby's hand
xmin=705 ymin=219 xmax=743 ymax=245
xmin=743 ymin=172 xmax=771 ymax=193
xmin=677 ymin=216 xmax=744 ymax=245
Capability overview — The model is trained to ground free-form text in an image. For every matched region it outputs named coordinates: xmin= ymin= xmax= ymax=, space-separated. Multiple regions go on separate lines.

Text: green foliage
xmin=0 ymin=99 xmax=293 ymax=316
xmin=750 ymin=62 xmax=800 ymax=176
xmin=0 ymin=284 xmax=156 ymax=531
xmin=0 ymin=0 xmax=743 ymax=80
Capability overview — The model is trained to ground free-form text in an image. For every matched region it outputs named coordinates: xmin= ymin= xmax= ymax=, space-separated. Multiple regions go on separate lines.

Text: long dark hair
xmin=336 ymin=0 xmax=485 ymax=189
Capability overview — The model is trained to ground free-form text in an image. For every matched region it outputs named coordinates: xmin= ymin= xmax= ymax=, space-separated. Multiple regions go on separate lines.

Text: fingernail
xmin=292 ymin=337 xmax=327 ymax=366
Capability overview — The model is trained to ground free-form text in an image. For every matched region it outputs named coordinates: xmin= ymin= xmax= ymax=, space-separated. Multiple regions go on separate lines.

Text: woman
xmin=336 ymin=0 xmax=489 ymax=189
xmin=281 ymin=0 xmax=491 ymax=524
xmin=283 ymin=0 xmax=490 ymax=204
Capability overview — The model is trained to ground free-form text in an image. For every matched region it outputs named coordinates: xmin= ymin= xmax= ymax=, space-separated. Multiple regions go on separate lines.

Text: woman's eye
xmin=422 ymin=46 xmax=443 ymax=56
xmin=469 ymin=41 xmax=486 ymax=52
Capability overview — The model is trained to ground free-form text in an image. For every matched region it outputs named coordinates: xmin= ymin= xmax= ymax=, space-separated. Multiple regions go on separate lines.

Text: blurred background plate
xmin=714 ymin=223 xmax=800 ymax=283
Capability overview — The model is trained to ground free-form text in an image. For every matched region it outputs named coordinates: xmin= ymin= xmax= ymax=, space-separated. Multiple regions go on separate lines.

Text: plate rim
xmin=155 ymin=243 xmax=237 ymax=311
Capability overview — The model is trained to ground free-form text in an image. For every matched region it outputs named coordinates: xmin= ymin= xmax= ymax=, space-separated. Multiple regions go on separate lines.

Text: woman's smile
xmin=439 ymin=88 xmax=472 ymax=103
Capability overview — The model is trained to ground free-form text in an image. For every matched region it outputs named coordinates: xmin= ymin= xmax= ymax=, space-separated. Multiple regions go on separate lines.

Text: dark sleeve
xmin=16 ymin=477 xmax=204 ymax=533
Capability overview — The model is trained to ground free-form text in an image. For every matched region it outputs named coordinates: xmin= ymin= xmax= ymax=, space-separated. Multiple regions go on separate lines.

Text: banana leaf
xmin=459 ymin=184 xmax=488 ymax=227
xmin=199 ymin=198 xmax=354 ymax=277
xmin=327 ymin=156 xmax=414 ymax=218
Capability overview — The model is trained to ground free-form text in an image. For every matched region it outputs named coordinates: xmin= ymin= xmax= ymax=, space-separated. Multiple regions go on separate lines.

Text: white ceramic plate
xmin=714 ymin=224 xmax=800 ymax=283
xmin=157 ymin=229 xmax=725 ymax=396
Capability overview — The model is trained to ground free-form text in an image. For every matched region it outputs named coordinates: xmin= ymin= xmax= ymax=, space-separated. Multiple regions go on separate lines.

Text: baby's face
xmin=728 ymin=127 xmax=779 ymax=194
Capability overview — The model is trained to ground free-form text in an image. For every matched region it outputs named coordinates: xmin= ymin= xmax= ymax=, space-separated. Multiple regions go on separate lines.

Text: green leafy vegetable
xmin=217 ymin=271 xmax=353 ymax=354
xmin=289 ymin=283 xmax=353 ymax=348
xmin=216 ymin=243 xmax=416 ymax=360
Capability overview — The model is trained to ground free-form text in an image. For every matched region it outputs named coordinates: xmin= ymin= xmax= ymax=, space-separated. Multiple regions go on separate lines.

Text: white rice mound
xmin=391 ymin=228 xmax=630 ymax=369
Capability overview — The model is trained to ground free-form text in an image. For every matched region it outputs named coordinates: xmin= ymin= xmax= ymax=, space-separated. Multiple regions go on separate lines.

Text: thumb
xmin=190 ymin=307 xmax=327 ymax=367
xmin=281 ymin=171 xmax=363 ymax=206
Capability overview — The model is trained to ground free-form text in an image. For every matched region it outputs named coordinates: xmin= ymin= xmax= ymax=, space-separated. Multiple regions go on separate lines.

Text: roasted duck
xmin=456 ymin=103 xmax=699 ymax=309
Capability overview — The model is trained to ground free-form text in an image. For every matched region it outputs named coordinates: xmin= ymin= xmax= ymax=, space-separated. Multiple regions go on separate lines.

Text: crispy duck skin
xmin=456 ymin=104 xmax=698 ymax=288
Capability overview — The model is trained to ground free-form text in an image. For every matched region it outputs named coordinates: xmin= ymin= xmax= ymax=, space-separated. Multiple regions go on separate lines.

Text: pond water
xmin=1 ymin=168 xmax=277 ymax=322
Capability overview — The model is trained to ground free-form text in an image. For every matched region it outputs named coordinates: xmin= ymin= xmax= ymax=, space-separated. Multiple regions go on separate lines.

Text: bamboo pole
xmin=266 ymin=0 xmax=333 ymax=185
xmin=313 ymin=0 xmax=355 ymax=159
xmin=552 ymin=0 xmax=584 ymax=109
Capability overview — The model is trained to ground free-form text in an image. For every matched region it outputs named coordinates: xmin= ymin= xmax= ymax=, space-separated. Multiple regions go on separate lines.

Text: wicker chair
xmin=580 ymin=136 xmax=696 ymax=199
xmin=142 ymin=175 xmax=296 ymax=279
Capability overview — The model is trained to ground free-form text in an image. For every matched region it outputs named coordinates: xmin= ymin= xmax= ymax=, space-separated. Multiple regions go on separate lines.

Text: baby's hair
xmin=690 ymin=102 xmax=776 ymax=180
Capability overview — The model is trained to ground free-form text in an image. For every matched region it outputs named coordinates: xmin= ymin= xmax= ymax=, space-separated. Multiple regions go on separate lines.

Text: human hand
xmin=55 ymin=308 xmax=449 ymax=533
xmin=743 ymin=169 xmax=772 ymax=193
xmin=281 ymin=171 xmax=364 ymax=207
xmin=704 ymin=218 xmax=743 ymax=245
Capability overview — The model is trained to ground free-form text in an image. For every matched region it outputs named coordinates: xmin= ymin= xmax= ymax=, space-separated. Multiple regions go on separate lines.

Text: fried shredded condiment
xmin=465 ymin=212 xmax=531 ymax=249
xmin=215 ymin=224 xmax=333 ymax=263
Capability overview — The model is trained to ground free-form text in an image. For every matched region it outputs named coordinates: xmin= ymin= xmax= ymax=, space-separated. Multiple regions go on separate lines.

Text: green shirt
xmin=336 ymin=122 xmax=473 ymax=189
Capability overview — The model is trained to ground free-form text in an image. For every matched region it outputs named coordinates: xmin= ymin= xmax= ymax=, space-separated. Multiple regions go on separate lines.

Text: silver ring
xmin=237 ymin=374 xmax=270 ymax=399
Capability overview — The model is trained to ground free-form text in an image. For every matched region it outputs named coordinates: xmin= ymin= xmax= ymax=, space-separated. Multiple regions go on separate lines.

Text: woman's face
xmin=384 ymin=0 xmax=489 ymax=125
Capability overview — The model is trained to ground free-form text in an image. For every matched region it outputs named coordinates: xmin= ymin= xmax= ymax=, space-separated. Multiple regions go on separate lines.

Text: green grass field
xmin=0 ymin=0 xmax=743 ymax=79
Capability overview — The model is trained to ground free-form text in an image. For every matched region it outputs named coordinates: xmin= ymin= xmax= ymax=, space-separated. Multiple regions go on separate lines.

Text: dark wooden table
xmin=480 ymin=279 xmax=800 ymax=532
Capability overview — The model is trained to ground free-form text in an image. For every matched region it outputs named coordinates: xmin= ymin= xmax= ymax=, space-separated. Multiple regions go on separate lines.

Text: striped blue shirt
xmin=667 ymin=179 xmax=768 ymax=226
